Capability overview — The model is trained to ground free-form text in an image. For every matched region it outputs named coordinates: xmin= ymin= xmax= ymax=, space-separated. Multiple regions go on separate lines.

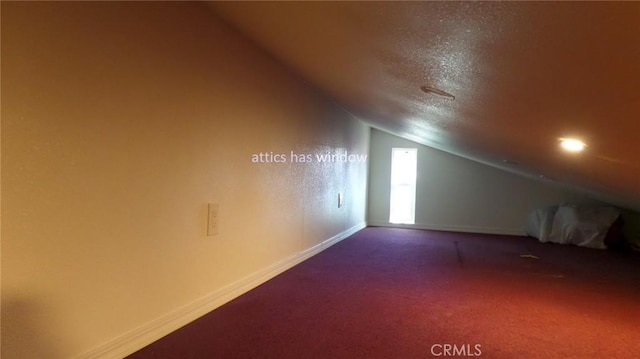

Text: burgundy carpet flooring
xmin=128 ymin=227 xmax=640 ymax=358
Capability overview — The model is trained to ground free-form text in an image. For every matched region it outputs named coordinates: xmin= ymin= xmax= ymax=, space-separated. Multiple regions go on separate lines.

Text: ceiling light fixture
xmin=420 ymin=85 xmax=455 ymax=100
xmin=559 ymin=138 xmax=586 ymax=152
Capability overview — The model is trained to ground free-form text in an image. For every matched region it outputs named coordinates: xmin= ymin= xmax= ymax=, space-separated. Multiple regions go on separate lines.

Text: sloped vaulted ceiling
xmin=207 ymin=1 xmax=640 ymax=210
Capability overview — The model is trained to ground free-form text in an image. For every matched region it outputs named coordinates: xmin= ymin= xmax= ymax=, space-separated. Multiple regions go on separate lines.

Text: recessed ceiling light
xmin=420 ymin=86 xmax=455 ymax=100
xmin=559 ymin=138 xmax=586 ymax=152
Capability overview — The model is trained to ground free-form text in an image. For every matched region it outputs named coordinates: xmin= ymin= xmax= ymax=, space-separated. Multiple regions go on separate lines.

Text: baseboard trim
xmin=78 ymin=221 xmax=366 ymax=359
xmin=367 ymin=222 xmax=525 ymax=236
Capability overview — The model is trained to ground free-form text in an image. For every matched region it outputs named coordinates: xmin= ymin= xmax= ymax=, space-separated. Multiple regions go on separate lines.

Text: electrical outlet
xmin=207 ymin=203 xmax=219 ymax=236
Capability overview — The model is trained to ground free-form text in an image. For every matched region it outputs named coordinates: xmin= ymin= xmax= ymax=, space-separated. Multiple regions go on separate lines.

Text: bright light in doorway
xmin=560 ymin=138 xmax=586 ymax=152
xmin=389 ymin=148 xmax=417 ymax=224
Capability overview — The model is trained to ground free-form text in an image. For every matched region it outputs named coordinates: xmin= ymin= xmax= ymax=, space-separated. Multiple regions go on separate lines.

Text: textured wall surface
xmin=368 ymin=129 xmax=601 ymax=235
xmin=1 ymin=2 xmax=368 ymax=358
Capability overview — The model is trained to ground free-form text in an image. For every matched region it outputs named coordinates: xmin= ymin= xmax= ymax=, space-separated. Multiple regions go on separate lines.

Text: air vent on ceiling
xmin=420 ymin=85 xmax=455 ymax=100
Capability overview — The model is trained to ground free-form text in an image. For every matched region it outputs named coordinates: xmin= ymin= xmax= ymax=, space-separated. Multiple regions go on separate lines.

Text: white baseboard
xmin=367 ymin=222 xmax=525 ymax=236
xmin=78 ymin=221 xmax=366 ymax=359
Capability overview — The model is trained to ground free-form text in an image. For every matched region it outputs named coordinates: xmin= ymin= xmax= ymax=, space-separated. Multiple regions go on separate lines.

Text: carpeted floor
xmin=128 ymin=227 xmax=640 ymax=358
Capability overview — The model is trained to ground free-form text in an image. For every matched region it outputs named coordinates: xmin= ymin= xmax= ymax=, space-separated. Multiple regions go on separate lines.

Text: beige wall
xmin=1 ymin=2 xmax=368 ymax=358
xmin=368 ymin=128 xmax=601 ymax=235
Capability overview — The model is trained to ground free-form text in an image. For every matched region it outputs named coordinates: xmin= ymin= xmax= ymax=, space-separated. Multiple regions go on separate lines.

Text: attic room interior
xmin=1 ymin=1 xmax=639 ymax=358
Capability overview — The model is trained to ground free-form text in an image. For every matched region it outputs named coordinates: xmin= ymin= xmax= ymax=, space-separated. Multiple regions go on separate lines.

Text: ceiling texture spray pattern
xmin=208 ymin=1 xmax=640 ymax=209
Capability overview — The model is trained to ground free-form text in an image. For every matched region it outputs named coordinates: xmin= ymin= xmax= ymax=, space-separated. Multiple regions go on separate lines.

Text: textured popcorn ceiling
xmin=208 ymin=1 xmax=640 ymax=209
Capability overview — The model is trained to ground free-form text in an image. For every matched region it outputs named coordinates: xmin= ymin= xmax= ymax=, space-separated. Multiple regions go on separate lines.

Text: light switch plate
xmin=207 ymin=203 xmax=219 ymax=236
